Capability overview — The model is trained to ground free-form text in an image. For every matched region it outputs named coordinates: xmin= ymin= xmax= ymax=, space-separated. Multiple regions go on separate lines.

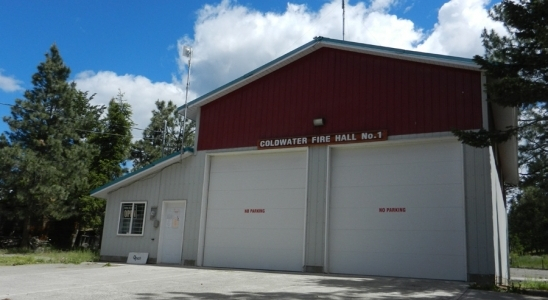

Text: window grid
xmin=118 ymin=202 xmax=146 ymax=235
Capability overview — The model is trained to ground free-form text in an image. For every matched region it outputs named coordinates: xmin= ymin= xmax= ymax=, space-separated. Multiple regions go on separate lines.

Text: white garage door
xmin=204 ymin=150 xmax=307 ymax=272
xmin=328 ymin=140 xmax=466 ymax=281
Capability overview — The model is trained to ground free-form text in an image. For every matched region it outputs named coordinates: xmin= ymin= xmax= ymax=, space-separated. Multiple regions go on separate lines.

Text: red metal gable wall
xmin=197 ymin=48 xmax=482 ymax=150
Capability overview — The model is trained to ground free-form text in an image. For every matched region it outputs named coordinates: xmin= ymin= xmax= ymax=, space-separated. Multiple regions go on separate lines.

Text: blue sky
xmin=0 ymin=0 xmax=501 ymax=139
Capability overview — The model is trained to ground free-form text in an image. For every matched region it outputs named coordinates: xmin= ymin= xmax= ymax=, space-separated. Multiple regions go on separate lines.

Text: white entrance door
xmin=158 ymin=200 xmax=186 ymax=264
xmin=203 ymin=150 xmax=307 ymax=272
xmin=328 ymin=140 xmax=467 ymax=280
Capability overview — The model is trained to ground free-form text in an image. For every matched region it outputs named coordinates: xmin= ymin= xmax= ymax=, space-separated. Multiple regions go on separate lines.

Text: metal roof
xmin=178 ymin=36 xmax=480 ymax=120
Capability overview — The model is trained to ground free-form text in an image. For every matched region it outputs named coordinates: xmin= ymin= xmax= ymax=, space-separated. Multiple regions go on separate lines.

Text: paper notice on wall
xmin=172 ymin=216 xmax=179 ymax=228
xmin=166 ymin=219 xmax=172 ymax=227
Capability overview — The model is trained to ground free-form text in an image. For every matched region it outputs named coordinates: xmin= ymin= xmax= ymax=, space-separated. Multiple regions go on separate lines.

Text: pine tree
xmin=131 ymin=100 xmax=194 ymax=169
xmin=453 ymin=0 xmax=548 ymax=147
xmin=78 ymin=92 xmax=133 ymax=231
xmin=519 ymin=106 xmax=548 ymax=190
xmin=0 ymin=45 xmax=102 ymax=245
xmin=508 ymin=186 xmax=548 ymax=254
xmin=458 ymin=0 xmax=548 ymax=255
xmin=89 ymin=92 xmax=133 ymax=185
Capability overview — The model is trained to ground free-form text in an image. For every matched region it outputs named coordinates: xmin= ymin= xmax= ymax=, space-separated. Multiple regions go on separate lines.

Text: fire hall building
xmin=92 ymin=37 xmax=516 ymax=284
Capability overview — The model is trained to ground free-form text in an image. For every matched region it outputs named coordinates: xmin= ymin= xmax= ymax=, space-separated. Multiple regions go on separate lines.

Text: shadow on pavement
xmin=133 ymin=275 xmax=468 ymax=299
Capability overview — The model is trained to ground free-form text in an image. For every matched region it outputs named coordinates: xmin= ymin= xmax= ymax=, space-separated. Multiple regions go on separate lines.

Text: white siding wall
xmin=101 ymin=170 xmax=164 ymax=259
xmin=463 ymin=145 xmax=497 ymax=282
xmin=304 ymin=146 xmax=328 ymax=270
xmin=100 ymin=154 xmax=205 ymax=264
xmin=179 ymin=152 xmax=207 ymax=263
xmin=490 ymin=147 xmax=509 ymax=284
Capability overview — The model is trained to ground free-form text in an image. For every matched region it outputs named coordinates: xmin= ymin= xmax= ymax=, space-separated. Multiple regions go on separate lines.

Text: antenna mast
xmin=181 ymin=46 xmax=192 ymax=152
xmin=342 ymin=0 xmax=345 ymax=41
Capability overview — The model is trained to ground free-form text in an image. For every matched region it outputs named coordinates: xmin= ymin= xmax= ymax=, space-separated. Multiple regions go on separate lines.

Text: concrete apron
xmin=0 ymin=263 xmax=547 ymax=300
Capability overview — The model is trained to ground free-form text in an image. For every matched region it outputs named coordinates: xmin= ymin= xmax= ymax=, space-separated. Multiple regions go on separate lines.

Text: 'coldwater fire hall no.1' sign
xmin=257 ymin=130 xmax=388 ymax=150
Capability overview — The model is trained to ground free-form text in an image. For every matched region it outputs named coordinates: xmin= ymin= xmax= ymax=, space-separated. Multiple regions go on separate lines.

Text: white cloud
xmin=369 ymin=0 xmax=397 ymax=12
xmin=417 ymin=0 xmax=506 ymax=57
xmin=74 ymin=71 xmax=189 ymax=140
xmin=177 ymin=0 xmax=428 ymax=97
xmin=72 ymin=0 xmax=505 ymax=143
xmin=177 ymin=0 xmax=504 ymax=98
xmin=0 ymin=70 xmax=24 ymax=92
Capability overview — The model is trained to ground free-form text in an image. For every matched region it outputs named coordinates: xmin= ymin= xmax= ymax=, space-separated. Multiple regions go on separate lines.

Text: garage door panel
xmin=333 ymin=143 xmax=461 ymax=167
xmin=204 ymin=150 xmax=306 ymax=272
xmin=205 ymin=245 xmax=303 ymax=271
xmin=205 ymin=208 xmax=305 ymax=229
xmin=211 ymin=151 xmax=304 ymax=172
xmin=329 ymin=251 xmax=466 ymax=281
xmin=330 ymin=184 xmax=464 ymax=208
xmin=329 ymin=141 xmax=466 ymax=280
xmin=205 ymin=228 xmax=304 ymax=250
xmin=329 ymin=229 xmax=465 ymax=256
xmin=330 ymin=207 xmax=465 ymax=231
xmin=210 ymin=168 xmax=305 ymax=191
xmin=207 ymin=188 xmax=306 ymax=209
xmin=332 ymin=161 xmax=462 ymax=187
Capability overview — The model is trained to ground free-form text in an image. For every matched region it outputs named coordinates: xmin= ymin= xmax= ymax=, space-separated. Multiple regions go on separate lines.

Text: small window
xmin=117 ymin=202 xmax=146 ymax=235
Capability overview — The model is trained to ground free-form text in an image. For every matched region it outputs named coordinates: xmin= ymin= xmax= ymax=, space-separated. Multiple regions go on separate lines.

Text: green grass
xmin=0 ymin=248 xmax=100 ymax=266
xmin=517 ymin=280 xmax=548 ymax=291
xmin=508 ymin=280 xmax=548 ymax=293
xmin=511 ymin=254 xmax=548 ymax=269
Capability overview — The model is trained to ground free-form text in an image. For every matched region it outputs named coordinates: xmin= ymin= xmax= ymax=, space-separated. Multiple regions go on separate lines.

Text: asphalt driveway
xmin=0 ymin=263 xmax=546 ymax=300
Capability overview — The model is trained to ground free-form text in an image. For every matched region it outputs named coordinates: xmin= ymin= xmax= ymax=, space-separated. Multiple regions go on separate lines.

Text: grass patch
xmin=0 ymin=248 xmax=99 ymax=266
xmin=517 ymin=280 xmax=548 ymax=291
xmin=510 ymin=254 xmax=548 ymax=269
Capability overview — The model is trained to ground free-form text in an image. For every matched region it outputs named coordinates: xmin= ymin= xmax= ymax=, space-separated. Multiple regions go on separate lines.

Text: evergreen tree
xmin=519 ymin=106 xmax=548 ymax=190
xmin=131 ymin=100 xmax=194 ymax=169
xmin=508 ymin=186 xmax=548 ymax=254
xmin=78 ymin=92 xmax=133 ymax=231
xmin=453 ymin=0 xmax=548 ymax=147
xmin=0 ymin=45 xmax=102 ymax=245
xmin=89 ymin=92 xmax=133 ymax=185
xmin=457 ymin=0 xmax=548 ymax=255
